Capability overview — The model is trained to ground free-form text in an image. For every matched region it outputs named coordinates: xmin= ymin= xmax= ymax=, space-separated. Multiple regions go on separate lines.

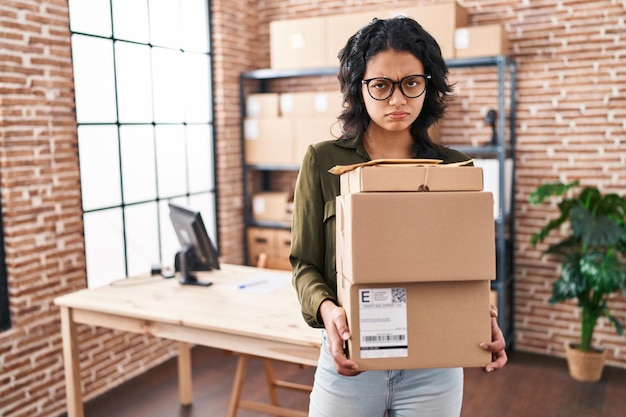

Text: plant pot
xmin=564 ymin=343 xmax=607 ymax=382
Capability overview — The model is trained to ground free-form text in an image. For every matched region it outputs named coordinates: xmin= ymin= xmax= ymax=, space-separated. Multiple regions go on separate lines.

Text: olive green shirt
xmin=290 ymin=138 xmax=472 ymax=328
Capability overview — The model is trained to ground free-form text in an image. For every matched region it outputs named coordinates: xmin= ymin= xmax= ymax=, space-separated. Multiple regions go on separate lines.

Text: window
xmin=68 ymin=0 xmax=216 ymax=287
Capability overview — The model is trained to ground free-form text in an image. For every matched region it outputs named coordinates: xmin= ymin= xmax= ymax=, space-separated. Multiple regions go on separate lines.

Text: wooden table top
xmin=54 ymin=263 xmax=321 ymax=350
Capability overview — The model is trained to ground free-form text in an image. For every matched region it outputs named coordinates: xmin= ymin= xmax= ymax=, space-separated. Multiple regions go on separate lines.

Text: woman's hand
xmin=480 ymin=305 xmax=508 ymax=372
xmin=319 ymin=299 xmax=361 ymax=376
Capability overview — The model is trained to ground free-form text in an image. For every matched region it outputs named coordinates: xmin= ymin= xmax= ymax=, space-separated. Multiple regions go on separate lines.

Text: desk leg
xmin=60 ymin=306 xmax=84 ymax=417
xmin=177 ymin=341 xmax=193 ymax=405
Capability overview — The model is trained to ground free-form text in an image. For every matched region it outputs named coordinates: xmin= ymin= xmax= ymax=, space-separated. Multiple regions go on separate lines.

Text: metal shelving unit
xmin=240 ymin=55 xmax=517 ymax=345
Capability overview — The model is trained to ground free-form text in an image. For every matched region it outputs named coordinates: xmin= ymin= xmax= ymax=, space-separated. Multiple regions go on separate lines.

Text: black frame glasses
xmin=361 ymin=74 xmax=431 ymax=101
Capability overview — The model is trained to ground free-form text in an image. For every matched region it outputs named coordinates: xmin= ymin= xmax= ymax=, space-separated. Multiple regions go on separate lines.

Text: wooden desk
xmin=54 ymin=264 xmax=321 ymax=417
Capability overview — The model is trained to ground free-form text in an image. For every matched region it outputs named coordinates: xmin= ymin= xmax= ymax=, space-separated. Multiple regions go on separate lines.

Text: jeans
xmin=309 ymin=331 xmax=464 ymax=417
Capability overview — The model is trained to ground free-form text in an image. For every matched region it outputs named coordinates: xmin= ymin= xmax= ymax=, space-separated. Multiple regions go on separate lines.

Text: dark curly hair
xmin=337 ymin=16 xmax=453 ymax=159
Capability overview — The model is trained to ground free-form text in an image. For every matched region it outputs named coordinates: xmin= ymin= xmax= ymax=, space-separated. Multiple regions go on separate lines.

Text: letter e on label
xmin=360 ymin=289 xmax=371 ymax=303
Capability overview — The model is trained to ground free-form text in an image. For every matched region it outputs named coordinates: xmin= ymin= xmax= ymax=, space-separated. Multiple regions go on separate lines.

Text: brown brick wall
xmin=0 ymin=0 xmax=624 ymax=416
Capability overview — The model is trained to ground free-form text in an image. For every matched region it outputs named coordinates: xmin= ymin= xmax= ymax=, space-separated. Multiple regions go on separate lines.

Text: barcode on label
xmin=362 ymin=334 xmax=406 ymax=343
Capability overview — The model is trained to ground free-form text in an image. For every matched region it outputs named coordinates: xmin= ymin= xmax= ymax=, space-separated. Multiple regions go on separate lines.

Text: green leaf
xmin=580 ymin=251 xmax=626 ymax=294
xmin=570 ymin=207 xmax=623 ymax=247
xmin=529 ymin=181 xmax=579 ymax=205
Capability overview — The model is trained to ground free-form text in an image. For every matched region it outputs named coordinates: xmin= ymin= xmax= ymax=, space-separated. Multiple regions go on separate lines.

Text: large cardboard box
xmin=280 ymin=91 xmax=343 ymax=117
xmin=251 ymin=191 xmax=291 ymax=223
xmin=247 ymin=227 xmax=277 ymax=265
xmin=337 ymin=275 xmax=492 ymax=369
xmin=244 ymin=118 xmax=294 ymax=165
xmin=325 ymin=11 xmax=379 ymax=66
xmin=390 ymin=2 xmax=468 ymax=59
xmin=247 ymin=227 xmax=292 ymax=265
xmin=270 ymin=17 xmax=326 ymax=69
xmin=336 ymin=191 xmax=495 ymax=283
xmin=340 ymin=165 xmax=483 ymax=194
xmin=455 ymin=24 xmax=508 ymax=59
xmin=294 ymin=116 xmax=341 ymax=165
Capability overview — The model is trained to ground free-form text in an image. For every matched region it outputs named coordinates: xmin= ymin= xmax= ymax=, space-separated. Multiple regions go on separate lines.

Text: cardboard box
xmin=340 ymin=165 xmax=483 ymax=194
xmin=270 ymin=17 xmax=326 ymax=69
xmin=390 ymin=1 xmax=468 ymax=59
xmin=337 ymin=276 xmax=492 ymax=369
xmin=336 ymin=191 xmax=495 ymax=283
xmin=244 ymin=118 xmax=294 ymax=165
xmin=247 ymin=227 xmax=277 ymax=265
xmin=294 ymin=116 xmax=341 ymax=165
xmin=325 ymin=11 xmax=379 ymax=66
xmin=247 ymin=227 xmax=292 ymax=265
xmin=280 ymin=91 xmax=343 ymax=117
xmin=246 ymin=93 xmax=280 ymax=118
xmin=455 ymin=24 xmax=508 ymax=59
xmin=274 ymin=229 xmax=292 ymax=259
xmin=251 ymin=191 xmax=291 ymax=223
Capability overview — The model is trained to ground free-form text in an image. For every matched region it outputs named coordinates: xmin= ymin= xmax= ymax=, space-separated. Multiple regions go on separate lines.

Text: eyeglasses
xmin=361 ymin=74 xmax=431 ymax=101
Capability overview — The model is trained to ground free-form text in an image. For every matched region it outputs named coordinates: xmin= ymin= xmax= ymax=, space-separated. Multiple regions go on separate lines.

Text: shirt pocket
xmin=323 ymin=198 xmax=337 ymax=283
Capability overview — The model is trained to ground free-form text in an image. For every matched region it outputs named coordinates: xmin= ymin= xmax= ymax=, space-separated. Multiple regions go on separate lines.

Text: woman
xmin=290 ymin=16 xmax=507 ymax=417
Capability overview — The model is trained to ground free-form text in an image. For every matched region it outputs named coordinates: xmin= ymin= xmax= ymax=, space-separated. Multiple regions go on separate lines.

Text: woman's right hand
xmin=319 ymin=299 xmax=362 ymax=376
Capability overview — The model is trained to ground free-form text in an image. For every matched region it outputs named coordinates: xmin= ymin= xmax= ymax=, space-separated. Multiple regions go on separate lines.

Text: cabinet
xmin=240 ymin=56 xmax=516 ymax=345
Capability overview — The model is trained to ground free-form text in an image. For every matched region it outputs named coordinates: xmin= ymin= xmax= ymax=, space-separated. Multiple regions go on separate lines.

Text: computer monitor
xmin=168 ymin=202 xmax=220 ymax=286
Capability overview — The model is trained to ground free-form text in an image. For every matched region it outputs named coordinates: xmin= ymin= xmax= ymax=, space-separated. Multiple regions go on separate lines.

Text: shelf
xmin=245 ymin=164 xmax=300 ymax=172
xmin=241 ymin=55 xmax=513 ymax=81
xmin=241 ymin=55 xmax=517 ymax=345
xmin=246 ymin=219 xmax=292 ymax=230
xmin=242 ymin=66 xmax=338 ymax=80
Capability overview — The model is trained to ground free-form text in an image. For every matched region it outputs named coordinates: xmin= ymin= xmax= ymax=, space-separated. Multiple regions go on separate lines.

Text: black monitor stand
xmin=175 ymin=246 xmax=213 ymax=287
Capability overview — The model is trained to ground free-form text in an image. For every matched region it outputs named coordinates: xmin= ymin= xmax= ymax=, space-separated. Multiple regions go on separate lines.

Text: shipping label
xmin=358 ymin=288 xmax=408 ymax=358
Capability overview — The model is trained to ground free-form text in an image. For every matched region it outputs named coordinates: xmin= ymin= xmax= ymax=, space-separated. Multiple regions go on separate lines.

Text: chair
xmin=226 ymin=253 xmax=313 ymax=417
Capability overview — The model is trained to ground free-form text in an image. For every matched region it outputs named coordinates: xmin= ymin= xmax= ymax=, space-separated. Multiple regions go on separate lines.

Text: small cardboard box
xmin=246 ymin=93 xmax=280 ymax=118
xmin=340 ymin=165 xmax=484 ymax=194
xmin=337 ymin=275 xmax=492 ymax=369
xmin=270 ymin=17 xmax=326 ymax=69
xmin=455 ymin=24 xmax=508 ymax=59
xmin=390 ymin=1 xmax=468 ymax=59
xmin=251 ymin=192 xmax=291 ymax=223
xmin=336 ymin=191 xmax=495 ymax=283
xmin=244 ymin=118 xmax=294 ymax=165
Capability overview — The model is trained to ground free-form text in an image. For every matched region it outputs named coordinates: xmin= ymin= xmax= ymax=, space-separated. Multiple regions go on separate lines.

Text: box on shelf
xmin=455 ymin=24 xmax=508 ymax=59
xmin=337 ymin=276 xmax=492 ymax=369
xmin=280 ymin=91 xmax=343 ymax=117
xmin=244 ymin=118 xmax=294 ymax=165
xmin=247 ymin=227 xmax=291 ymax=266
xmin=336 ymin=191 xmax=495 ymax=284
xmin=251 ymin=191 xmax=292 ymax=223
xmin=246 ymin=93 xmax=280 ymax=118
xmin=294 ymin=116 xmax=341 ymax=165
xmin=325 ymin=11 xmax=379 ymax=66
xmin=340 ymin=165 xmax=483 ymax=194
xmin=270 ymin=16 xmax=326 ymax=69
xmin=390 ymin=1 xmax=468 ymax=59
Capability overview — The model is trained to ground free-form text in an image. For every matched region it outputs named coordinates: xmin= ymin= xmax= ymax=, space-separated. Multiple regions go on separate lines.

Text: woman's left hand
xmin=480 ymin=305 xmax=508 ymax=372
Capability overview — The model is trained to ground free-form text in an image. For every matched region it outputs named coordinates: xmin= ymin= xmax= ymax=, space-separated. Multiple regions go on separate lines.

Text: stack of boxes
xmin=269 ymin=1 xmax=508 ymax=70
xmin=335 ymin=161 xmax=496 ymax=369
xmin=244 ymin=91 xmax=343 ymax=166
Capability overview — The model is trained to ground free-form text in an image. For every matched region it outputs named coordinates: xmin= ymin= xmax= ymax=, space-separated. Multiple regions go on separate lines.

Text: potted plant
xmin=529 ymin=180 xmax=626 ymax=382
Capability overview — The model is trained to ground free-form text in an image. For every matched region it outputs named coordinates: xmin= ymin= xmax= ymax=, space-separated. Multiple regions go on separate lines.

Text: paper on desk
xmin=230 ymin=271 xmax=291 ymax=294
